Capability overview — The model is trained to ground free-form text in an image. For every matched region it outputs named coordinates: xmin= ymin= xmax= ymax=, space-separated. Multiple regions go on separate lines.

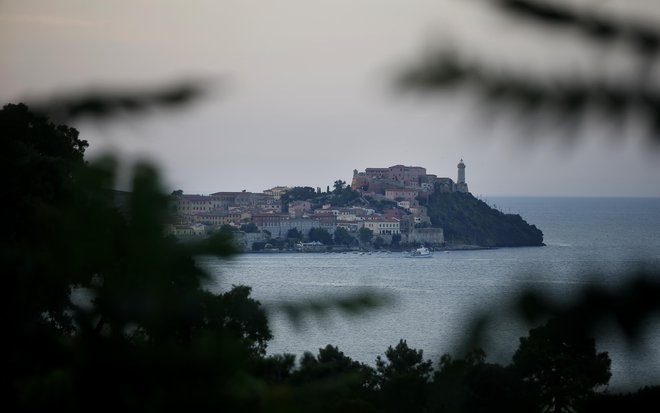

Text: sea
xmin=198 ymin=197 xmax=660 ymax=390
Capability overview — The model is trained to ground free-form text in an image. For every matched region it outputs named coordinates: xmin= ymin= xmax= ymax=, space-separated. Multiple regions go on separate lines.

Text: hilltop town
xmin=168 ymin=160 xmax=542 ymax=250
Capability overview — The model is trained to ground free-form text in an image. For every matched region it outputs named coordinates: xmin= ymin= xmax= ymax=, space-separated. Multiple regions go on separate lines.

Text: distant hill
xmin=424 ymin=192 xmax=544 ymax=247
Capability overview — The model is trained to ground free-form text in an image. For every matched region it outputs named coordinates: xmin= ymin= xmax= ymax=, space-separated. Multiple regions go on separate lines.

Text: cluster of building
xmin=167 ymin=160 xmax=469 ymax=249
xmin=351 ymin=161 xmax=468 ymax=195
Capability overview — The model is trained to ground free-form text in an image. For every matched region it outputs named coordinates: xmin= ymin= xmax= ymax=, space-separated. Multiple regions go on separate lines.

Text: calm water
xmin=199 ymin=197 xmax=660 ymax=389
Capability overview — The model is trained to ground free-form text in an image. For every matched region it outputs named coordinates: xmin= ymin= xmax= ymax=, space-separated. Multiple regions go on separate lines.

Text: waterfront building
xmin=193 ymin=211 xmax=242 ymax=226
xmin=251 ymin=213 xmax=289 ymax=229
xmin=363 ymin=218 xmax=401 ymax=235
xmin=311 ymin=213 xmax=338 ymax=230
xmin=279 ymin=217 xmax=322 ymax=238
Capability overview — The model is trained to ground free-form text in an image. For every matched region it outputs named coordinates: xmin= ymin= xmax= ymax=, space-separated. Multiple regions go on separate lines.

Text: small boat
xmin=406 ymin=247 xmax=433 ymax=258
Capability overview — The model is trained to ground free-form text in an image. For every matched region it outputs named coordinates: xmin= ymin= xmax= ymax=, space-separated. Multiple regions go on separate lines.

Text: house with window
xmin=363 ymin=218 xmax=400 ymax=235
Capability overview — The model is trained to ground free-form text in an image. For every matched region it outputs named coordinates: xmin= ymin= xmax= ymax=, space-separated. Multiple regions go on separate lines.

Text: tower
xmin=456 ymin=159 xmax=468 ymax=193
xmin=457 ymin=159 xmax=465 ymax=184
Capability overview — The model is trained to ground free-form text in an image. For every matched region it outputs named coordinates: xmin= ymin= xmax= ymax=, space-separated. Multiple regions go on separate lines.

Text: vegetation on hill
xmin=423 ymin=191 xmax=544 ymax=247
xmin=282 ymin=183 xmax=365 ymax=211
xmin=281 ymin=186 xmax=317 ymax=204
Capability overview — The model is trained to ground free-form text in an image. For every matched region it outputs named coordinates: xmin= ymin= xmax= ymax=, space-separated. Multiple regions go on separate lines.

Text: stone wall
xmin=405 ymin=228 xmax=444 ymax=245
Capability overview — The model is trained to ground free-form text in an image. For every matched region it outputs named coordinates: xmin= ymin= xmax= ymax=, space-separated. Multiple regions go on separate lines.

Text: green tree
xmin=358 ymin=227 xmax=374 ymax=244
xmin=332 ymin=186 xmax=361 ymax=207
xmin=2 ymin=104 xmax=273 ymax=411
xmin=373 ymin=236 xmax=385 ymax=250
xmin=240 ymin=222 xmax=259 ymax=233
xmin=295 ymin=344 xmax=374 ymax=384
xmin=3 ymin=103 xmax=90 ymax=408
xmin=252 ymin=241 xmax=266 ymax=251
xmin=287 ymin=228 xmax=303 ymax=240
xmin=2 ymin=103 xmax=88 ymax=324
xmin=512 ymin=318 xmax=611 ymax=413
xmin=211 ymin=285 xmax=273 ymax=356
xmin=431 ymin=350 xmax=535 ymax=413
xmin=333 ymin=227 xmax=354 ymax=246
xmin=286 ymin=346 xmax=377 ymax=413
xmin=363 ymin=196 xmax=397 ymax=214
xmin=577 ymin=385 xmax=660 ymax=413
xmin=375 ymin=340 xmax=433 ymax=413
xmin=218 ymin=223 xmax=234 ymax=235
xmin=256 ymin=353 xmax=297 ymax=384
xmin=309 ymin=227 xmax=333 ymax=245
xmin=282 ymin=186 xmax=317 ymax=202
xmin=281 ymin=186 xmax=318 ymax=212
xmin=333 ymin=179 xmax=346 ymax=194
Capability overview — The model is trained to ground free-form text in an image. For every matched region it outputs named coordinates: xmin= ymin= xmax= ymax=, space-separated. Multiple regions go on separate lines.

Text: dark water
xmin=199 ymin=197 xmax=660 ymax=389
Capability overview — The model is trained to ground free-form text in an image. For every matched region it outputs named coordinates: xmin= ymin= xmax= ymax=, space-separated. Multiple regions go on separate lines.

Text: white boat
xmin=406 ymin=247 xmax=433 ymax=258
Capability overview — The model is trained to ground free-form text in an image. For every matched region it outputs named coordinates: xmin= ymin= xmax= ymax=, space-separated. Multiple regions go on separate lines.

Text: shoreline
xmin=240 ymin=244 xmax=544 ymax=254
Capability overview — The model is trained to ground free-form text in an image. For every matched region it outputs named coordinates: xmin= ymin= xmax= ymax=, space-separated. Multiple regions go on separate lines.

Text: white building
xmin=363 ymin=218 xmax=400 ymax=235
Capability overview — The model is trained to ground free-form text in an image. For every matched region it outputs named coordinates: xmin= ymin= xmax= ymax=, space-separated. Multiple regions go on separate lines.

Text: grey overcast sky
xmin=2 ymin=0 xmax=659 ymax=197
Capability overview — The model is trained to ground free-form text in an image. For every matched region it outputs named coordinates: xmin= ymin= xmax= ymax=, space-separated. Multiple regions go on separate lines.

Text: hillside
xmin=424 ymin=192 xmax=544 ymax=247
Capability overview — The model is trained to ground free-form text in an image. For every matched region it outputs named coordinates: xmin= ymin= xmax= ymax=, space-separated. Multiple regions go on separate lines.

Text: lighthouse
xmin=456 ymin=159 xmax=468 ymax=193
xmin=457 ymin=159 xmax=466 ymax=183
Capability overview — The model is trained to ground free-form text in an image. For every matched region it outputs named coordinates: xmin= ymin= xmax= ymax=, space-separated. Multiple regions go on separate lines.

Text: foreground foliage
xmin=3 ymin=103 xmax=267 ymax=411
xmin=4 ymin=103 xmax=659 ymax=412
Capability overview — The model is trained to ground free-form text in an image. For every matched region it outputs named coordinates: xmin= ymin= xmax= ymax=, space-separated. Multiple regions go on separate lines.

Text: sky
xmin=1 ymin=0 xmax=659 ymax=197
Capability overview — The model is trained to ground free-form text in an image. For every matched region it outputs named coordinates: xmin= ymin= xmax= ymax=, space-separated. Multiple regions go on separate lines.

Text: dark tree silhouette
xmin=240 ymin=222 xmax=259 ymax=233
xmin=358 ymin=227 xmax=374 ymax=244
xmin=287 ymin=227 xmax=303 ymax=240
xmin=431 ymin=349 xmax=536 ymax=413
xmin=333 ymin=227 xmax=354 ymax=246
xmin=375 ymin=340 xmax=433 ymax=413
xmin=2 ymin=103 xmax=275 ymax=411
xmin=333 ymin=180 xmax=347 ymax=194
xmin=309 ymin=227 xmax=333 ymax=245
xmin=512 ymin=318 xmax=611 ymax=413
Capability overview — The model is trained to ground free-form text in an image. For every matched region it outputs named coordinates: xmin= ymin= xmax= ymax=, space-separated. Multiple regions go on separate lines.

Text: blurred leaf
xmin=30 ymin=79 xmax=212 ymax=123
xmin=400 ymin=50 xmax=660 ymax=144
xmin=271 ymin=291 xmax=393 ymax=330
xmin=492 ymin=0 xmax=660 ymax=53
xmin=399 ymin=1 xmax=660 ymax=146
